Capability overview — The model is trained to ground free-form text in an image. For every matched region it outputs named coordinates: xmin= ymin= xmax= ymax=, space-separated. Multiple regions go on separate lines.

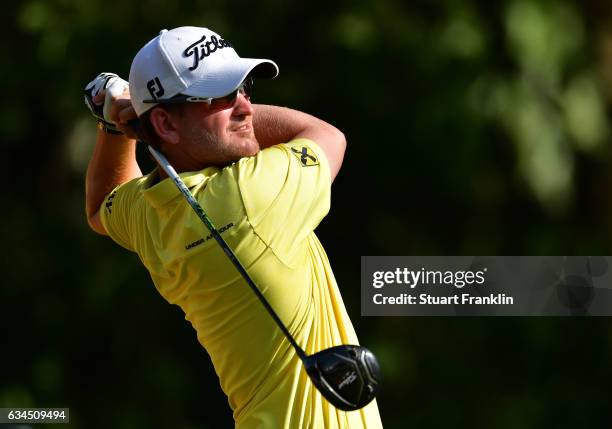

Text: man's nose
xmin=232 ymin=92 xmax=254 ymax=116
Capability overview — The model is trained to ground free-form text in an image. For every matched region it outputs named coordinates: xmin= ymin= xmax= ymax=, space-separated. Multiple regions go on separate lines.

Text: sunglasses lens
xmin=210 ymin=78 xmax=254 ymax=107
xmin=242 ymin=77 xmax=253 ymax=98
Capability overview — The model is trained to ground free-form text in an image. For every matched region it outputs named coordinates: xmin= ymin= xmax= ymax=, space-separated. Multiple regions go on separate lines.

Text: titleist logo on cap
xmin=183 ymin=35 xmax=233 ymax=71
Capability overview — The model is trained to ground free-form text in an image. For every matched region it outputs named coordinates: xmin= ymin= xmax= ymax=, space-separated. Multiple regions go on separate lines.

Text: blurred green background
xmin=2 ymin=0 xmax=612 ymax=427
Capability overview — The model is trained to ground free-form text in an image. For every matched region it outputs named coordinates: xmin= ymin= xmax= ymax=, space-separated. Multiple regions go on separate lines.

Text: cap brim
xmin=182 ymin=58 xmax=278 ymax=98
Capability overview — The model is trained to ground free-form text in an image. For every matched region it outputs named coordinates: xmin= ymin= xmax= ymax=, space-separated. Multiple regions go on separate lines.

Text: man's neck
xmin=153 ymin=147 xmax=206 ymax=181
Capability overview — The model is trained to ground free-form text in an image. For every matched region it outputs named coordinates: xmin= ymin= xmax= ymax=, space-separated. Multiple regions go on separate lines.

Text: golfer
xmin=84 ymin=26 xmax=382 ymax=428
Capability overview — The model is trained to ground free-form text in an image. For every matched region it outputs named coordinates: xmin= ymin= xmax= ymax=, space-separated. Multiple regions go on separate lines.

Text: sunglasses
xmin=143 ymin=77 xmax=253 ymax=106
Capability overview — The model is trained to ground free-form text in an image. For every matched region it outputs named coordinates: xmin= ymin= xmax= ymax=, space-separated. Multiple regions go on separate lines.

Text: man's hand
xmin=84 ymin=73 xmax=143 ymax=235
xmin=84 ymin=73 xmax=138 ymax=138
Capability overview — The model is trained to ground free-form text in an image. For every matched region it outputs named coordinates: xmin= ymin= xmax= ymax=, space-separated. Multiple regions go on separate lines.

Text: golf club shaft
xmin=146 ymin=144 xmax=308 ymax=362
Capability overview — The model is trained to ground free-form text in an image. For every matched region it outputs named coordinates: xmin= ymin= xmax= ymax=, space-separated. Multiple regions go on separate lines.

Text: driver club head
xmin=303 ymin=345 xmax=381 ymax=411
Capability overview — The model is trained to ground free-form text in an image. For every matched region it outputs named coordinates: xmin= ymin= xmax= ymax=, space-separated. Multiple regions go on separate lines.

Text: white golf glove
xmin=84 ymin=72 xmax=129 ymax=134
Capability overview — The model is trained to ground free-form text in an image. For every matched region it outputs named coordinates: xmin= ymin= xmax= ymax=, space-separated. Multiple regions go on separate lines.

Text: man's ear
xmin=150 ymin=108 xmax=180 ymax=145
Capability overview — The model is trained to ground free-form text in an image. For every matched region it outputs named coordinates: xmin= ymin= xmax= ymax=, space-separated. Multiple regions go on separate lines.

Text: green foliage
xmin=2 ymin=0 xmax=612 ymax=427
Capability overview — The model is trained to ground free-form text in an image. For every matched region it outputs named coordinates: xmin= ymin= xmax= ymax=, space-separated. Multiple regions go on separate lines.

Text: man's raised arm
xmin=84 ymin=73 xmax=142 ymax=235
xmin=253 ymin=104 xmax=346 ymax=181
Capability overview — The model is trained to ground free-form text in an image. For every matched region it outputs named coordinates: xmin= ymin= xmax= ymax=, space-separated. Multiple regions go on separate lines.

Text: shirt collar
xmin=142 ymin=167 xmax=216 ymax=208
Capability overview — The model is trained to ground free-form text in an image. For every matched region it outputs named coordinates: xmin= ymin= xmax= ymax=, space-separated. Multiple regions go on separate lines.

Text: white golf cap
xmin=129 ymin=26 xmax=279 ymax=116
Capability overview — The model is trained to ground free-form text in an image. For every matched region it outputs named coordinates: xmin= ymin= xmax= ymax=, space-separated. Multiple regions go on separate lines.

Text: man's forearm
xmin=252 ymin=104 xmax=346 ymax=181
xmin=253 ymin=104 xmax=334 ymax=148
xmin=85 ymin=130 xmax=142 ymax=219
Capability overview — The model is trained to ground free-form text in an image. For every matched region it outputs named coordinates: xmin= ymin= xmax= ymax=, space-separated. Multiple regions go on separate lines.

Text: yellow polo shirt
xmin=99 ymin=138 xmax=382 ymax=428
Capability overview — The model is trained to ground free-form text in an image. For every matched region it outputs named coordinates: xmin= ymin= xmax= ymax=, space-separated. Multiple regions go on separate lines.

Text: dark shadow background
xmin=2 ymin=0 xmax=612 ymax=427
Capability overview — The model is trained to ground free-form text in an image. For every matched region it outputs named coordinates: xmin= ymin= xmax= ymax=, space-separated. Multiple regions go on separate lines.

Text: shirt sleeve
xmin=99 ymin=178 xmax=144 ymax=252
xmin=237 ymin=138 xmax=331 ymax=265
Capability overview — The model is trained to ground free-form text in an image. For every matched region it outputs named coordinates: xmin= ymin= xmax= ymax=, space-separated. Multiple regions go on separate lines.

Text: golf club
xmin=127 ymin=119 xmax=381 ymax=411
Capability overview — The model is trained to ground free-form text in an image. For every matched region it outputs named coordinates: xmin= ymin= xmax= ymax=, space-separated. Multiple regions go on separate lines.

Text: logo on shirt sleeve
xmin=291 ymin=146 xmax=319 ymax=167
xmin=105 ymin=191 xmax=117 ymax=214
